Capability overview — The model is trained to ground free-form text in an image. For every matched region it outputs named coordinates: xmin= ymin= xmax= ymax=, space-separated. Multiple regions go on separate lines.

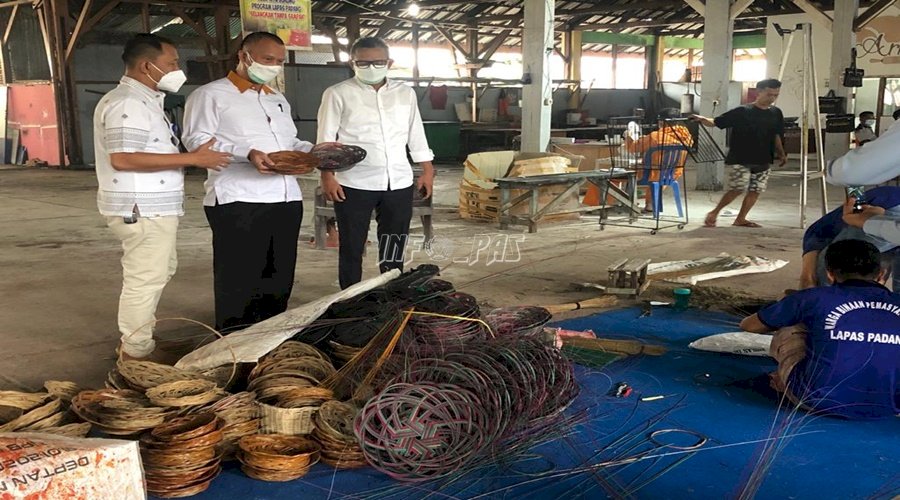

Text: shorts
xmin=728 ymin=165 xmax=770 ymax=193
xmin=769 ymin=324 xmax=808 ymax=407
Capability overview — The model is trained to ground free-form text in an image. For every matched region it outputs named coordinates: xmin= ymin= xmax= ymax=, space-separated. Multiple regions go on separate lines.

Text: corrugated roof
xmin=76 ymin=0 xmax=864 ymax=53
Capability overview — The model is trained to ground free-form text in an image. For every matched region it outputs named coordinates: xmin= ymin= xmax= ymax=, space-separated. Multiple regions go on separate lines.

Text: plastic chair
xmin=638 ymin=144 xmax=688 ymax=225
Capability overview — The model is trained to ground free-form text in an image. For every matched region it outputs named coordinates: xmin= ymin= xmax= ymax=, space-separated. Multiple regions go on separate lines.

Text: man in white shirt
xmin=317 ymin=37 xmax=434 ymax=289
xmin=183 ymin=32 xmax=320 ymax=332
xmin=94 ymin=34 xmax=231 ymax=360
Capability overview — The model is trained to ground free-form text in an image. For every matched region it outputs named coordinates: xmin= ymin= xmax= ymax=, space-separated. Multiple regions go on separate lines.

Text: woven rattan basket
xmin=259 ymin=402 xmax=316 ymax=435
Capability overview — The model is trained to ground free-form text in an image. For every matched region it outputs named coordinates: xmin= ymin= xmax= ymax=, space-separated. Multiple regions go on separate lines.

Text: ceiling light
xmin=408 ymin=2 xmax=421 ymax=16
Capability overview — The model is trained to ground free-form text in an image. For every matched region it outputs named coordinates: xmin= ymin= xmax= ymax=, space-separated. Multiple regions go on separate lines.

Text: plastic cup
xmin=673 ymin=288 xmax=691 ymax=311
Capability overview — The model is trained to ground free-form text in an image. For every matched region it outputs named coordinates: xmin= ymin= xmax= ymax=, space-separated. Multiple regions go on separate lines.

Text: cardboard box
xmin=459 ymin=151 xmax=581 ymax=223
xmin=0 ymin=433 xmax=145 ymax=499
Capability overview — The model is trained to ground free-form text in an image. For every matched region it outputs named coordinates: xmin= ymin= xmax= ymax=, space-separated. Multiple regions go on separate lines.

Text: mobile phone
xmin=847 ymin=187 xmax=866 ymax=213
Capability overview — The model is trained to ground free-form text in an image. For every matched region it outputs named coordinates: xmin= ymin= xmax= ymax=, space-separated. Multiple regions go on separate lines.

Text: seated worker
xmin=853 ymin=111 xmax=877 ymax=147
xmin=583 ymin=108 xmax=692 ymax=211
xmin=800 ymin=186 xmax=900 ymax=290
xmin=624 ymin=108 xmax=693 ymax=213
xmin=741 ymin=239 xmax=900 ymax=420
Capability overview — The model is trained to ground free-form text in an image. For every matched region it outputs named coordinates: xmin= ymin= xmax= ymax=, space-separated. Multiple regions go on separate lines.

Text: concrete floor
xmin=0 ymin=161 xmax=846 ymax=391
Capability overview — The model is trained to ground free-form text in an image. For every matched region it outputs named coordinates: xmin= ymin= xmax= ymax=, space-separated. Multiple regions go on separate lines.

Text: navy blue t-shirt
xmin=803 ymin=186 xmax=900 ymax=254
xmin=758 ymin=280 xmax=900 ymax=419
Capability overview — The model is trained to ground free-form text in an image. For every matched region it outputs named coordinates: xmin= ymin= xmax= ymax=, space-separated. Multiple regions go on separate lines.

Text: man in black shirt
xmin=692 ymin=79 xmax=787 ymax=228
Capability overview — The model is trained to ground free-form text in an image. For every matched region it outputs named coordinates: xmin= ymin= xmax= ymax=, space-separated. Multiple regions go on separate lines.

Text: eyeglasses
xmin=353 ymin=60 xmax=389 ymax=69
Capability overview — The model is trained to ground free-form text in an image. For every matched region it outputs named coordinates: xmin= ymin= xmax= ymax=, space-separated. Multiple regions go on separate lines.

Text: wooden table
xmin=495 ymin=170 xmax=638 ymax=233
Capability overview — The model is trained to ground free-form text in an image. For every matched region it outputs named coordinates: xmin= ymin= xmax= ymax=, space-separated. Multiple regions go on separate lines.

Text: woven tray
xmin=0 ymin=391 xmax=49 ymax=411
xmin=146 ymin=380 xmax=220 ymax=407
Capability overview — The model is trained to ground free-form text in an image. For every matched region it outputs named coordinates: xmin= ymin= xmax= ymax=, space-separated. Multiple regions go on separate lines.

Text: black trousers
xmin=333 ymin=185 xmax=413 ymax=289
xmin=204 ymin=201 xmax=303 ymax=332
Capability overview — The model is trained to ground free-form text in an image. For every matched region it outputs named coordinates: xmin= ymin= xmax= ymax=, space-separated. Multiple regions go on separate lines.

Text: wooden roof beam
xmin=854 ymin=0 xmax=896 ymax=30
xmin=790 ymin=0 xmax=833 ymax=30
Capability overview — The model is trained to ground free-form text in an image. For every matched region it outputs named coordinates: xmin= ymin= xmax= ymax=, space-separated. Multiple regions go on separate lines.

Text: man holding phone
xmin=317 ymin=36 xmax=434 ymax=289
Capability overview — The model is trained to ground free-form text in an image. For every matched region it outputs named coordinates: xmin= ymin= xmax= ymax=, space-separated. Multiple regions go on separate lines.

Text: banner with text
xmin=240 ymin=0 xmax=312 ymax=51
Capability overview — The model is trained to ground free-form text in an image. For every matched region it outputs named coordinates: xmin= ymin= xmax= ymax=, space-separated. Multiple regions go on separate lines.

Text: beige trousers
xmin=107 ymin=215 xmax=178 ymax=357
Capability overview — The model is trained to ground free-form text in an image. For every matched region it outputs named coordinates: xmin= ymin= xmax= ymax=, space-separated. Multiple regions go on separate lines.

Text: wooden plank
xmin=790 ymin=0 xmax=834 ymax=30
xmin=0 ymin=86 xmax=7 ymax=164
xmin=624 ymin=258 xmax=651 ymax=273
xmin=80 ymin=0 xmax=120 ymax=37
xmin=854 ymin=0 xmax=896 ymax=30
xmin=730 ymin=0 xmax=755 ymax=20
xmin=434 ymin=26 xmax=470 ymax=59
xmin=169 ymin=6 xmax=216 ymax=45
xmin=8 ymin=128 xmax=19 ymax=165
xmin=141 ymin=1 xmax=149 ymax=32
xmin=65 ymin=0 xmax=93 ymax=62
xmin=607 ymin=258 xmax=629 ymax=272
xmin=3 ymin=4 xmax=18 ymax=44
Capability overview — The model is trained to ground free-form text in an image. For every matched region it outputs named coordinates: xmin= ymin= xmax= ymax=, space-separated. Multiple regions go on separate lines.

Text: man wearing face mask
xmin=853 ymin=111 xmax=877 ymax=147
xmin=93 ymin=34 xmax=232 ymax=360
xmin=317 ymin=37 xmax=434 ymax=289
xmin=183 ymin=32 xmax=321 ymax=332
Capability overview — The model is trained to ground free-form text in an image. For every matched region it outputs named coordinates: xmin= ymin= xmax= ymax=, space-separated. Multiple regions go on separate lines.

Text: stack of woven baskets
xmin=312 ymin=401 xmax=366 ymax=468
xmin=247 ymin=342 xmax=336 ymax=436
xmin=0 ymin=382 xmax=90 ymax=437
xmin=209 ymin=391 xmax=260 ymax=459
xmin=141 ymin=412 xmax=223 ymax=498
xmin=71 ymin=388 xmax=171 ymax=435
xmin=237 ymin=434 xmax=321 ymax=482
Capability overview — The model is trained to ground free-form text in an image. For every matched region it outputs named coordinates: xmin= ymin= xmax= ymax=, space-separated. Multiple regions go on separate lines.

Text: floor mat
xmin=181 ymin=307 xmax=899 ymax=500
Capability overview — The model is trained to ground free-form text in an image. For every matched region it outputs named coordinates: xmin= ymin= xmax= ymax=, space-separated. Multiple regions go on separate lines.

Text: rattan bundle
xmin=312 ymin=401 xmax=366 ymax=468
xmin=141 ymin=412 xmax=223 ymax=498
xmin=484 ymin=306 xmax=553 ymax=338
xmin=237 ymin=434 xmax=320 ymax=482
xmin=71 ymin=389 xmax=170 ymax=435
xmin=327 ymin=341 xmax=363 ymax=365
xmin=267 ymin=151 xmax=320 ymax=175
xmin=43 ymin=381 xmax=83 ymax=402
xmin=264 ymin=341 xmax=329 ymax=362
xmin=407 ymin=292 xmax=486 ymax=345
xmin=310 ymin=144 xmax=368 ymax=172
xmin=146 ymin=380 xmax=222 ymax=408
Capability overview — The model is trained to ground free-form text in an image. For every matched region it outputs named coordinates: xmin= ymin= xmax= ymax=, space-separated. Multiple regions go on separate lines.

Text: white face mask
xmin=864 ymin=119 xmax=876 ymax=127
xmin=149 ymin=63 xmax=186 ymax=93
xmin=355 ymin=65 xmax=389 ymax=85
xmin=245 ymin=54 xmax=282 ymax=85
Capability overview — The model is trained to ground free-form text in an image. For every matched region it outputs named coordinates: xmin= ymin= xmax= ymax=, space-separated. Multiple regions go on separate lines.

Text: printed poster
xmin=856 ymin=8 xmax=900 ymax=76
xmin=240 ymin=0 xmax=312 ymax=51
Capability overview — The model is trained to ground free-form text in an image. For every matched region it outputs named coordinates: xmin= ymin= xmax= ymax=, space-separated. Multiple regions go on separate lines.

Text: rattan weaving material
xmin=310 ymin=144 xmax=367 ymax=172
xmin=43 ymin=381 xmax=82 ymax=401
xmin=0 ymin=391 xmax=48 ymax=411
xmin=259 ymin=402 xmax=316 ymax=435
xmin=0 ymin=398 xmax=62 ymax=432
xmin=237 ymin=434 xmax=320 ymax=481
xmin=40 ymin=422 xmax=92 ymax=438
xmin=146 ymin=380 xmax=220 ymax=407
xmin=267 ymin=151 xmax=320 ymax=175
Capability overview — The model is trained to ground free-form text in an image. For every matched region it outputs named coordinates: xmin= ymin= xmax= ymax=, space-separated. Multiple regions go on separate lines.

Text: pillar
xmin=824 ymin=0 xmax=859 ymax=162
xmin=521 ymin=0 xmax=554 ymax=152
xmin=696 ymin=0 xmax=734 ymax=191
xmin=564 ymin=30 xmax=582 ymax=110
